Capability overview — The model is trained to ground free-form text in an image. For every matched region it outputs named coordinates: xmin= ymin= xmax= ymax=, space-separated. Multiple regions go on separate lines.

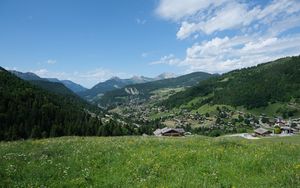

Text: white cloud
xmin=156 ymin=0 xmax=225 ymax=21
xmin=5 ymin=66 xmax=18 ymax=71
xmin=177 ymin=22 xmax=199 ymax=40
xmin=79 ymin=68 xmax=115 ymax=82
xmin=157 ymin=0 xmax=300 ymax=39
xmin=46 ymin=59 xmax=57 ymax=64
xmin=34 ymin=69 xmax=49 ymax=76
xmin=175 ymin=2 xmax=258 ymax=39
xmin=242 ymin=37 xmax=278 ymax=52
xmin=154 ymin=0 xmax=300 ymax=73
xmin=33 ymin=69 xmax=67 ymax=79
xmin=150 ymin=54 xmax=181 ymax=66
xmin=154 ymin=34 xmax=300 ymax=73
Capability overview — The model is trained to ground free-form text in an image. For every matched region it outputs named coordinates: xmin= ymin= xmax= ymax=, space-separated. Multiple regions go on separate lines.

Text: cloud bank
xmin=154 ymin=0 xmax=300 ymax=73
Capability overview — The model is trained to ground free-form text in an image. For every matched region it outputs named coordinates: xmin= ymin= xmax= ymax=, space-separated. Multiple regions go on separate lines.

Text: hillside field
xmin=1 ymin=136 xmax=300 ymax=187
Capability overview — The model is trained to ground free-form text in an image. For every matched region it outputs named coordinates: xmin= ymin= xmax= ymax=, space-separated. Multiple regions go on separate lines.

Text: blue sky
xmin=1 ymin=0 xmax=300 ymax=88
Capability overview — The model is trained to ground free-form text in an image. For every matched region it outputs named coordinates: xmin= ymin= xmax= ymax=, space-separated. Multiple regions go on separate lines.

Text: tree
xmin=274 ymin=127 xmax=281 ymax=134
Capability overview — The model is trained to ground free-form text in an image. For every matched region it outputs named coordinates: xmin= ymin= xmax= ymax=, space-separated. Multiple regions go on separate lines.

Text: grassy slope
xmin=1 ymin=136 xmax=299 ymax=187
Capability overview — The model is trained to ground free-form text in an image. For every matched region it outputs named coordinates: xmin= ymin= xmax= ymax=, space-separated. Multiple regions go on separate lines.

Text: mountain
xmin=46 ymin=78 xmax=61 ymax=82
xmin=29 ymin=80 xmax=77 ymax=96
xmin=60 ymin=80 xmax=87 ymax=93
xmin=0 ymin=67 xmax=106 ymax=140
xmin=130 ymin=76 xmax=154 ymax=83
xmin=9 ymin=70 xmax=44 ymax=81
xmin=46 ymin=78 xmax=87 ymax=93
xmin=162 ymin=56 xmax=300 ymax=112
xmin=10 ymin=70 xmax=87 ymax=93
xmin=97 ymin=72 xmax=214 ymax=106
xmin=9 ymin=71 xmax=76 ymax=96
xmin=79 ymin=76 xmax=154 ymax=102
xmin=155 ymin=72 xmax=176 ymax=80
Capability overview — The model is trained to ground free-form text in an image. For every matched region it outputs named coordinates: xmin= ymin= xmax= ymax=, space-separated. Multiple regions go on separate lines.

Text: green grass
xmin=148 ymin=108 xmax=181 ymax=120
xmin=194 ymin=104 xmax=235 ymax=115
xmin=238 ymin=102 xmax=300 ymax=118
xmin=1 ymin=136 xmax=300 ymax=187
xmin=148 ymin=111 xmax=170 ymax=120
xmin=238 ymin=103 xmax=285 ymax=117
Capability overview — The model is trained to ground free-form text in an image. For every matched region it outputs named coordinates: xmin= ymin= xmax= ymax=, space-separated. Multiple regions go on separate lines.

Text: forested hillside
xmin=0 ymin=67 xmax=106 ymax=140
xmin=29 ymin=80 xmax=77 ymax=96
xmin=163 ymin=56 xmax=300 ymax=110
xmin=98 ymin=72 xmax=214 ymax=106
xmin=10 ymin=70 xmax=87 ymax=93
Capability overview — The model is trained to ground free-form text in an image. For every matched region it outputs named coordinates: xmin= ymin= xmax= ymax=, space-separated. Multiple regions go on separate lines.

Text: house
xmin=275 ymin=117 xmax=286 ymax=126
xmin=153 ymin=127 xmax=185 ymax=136
xmin=162 ymin=128 xmax=185 ymax=136
xmin=280 ymin=126 xmax=295 ymax=134
xmin=254 ymin=128 xmax=271 ymax=136
xmin=153 ymin=128 xmax=165 ymax=136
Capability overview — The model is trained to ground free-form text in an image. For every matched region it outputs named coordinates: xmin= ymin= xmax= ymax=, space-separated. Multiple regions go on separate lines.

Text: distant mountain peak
xmin=10 ymin=70 xmax=86 ymax=93
xmin=109 ymin=76 xmax=121 ymax=81
xmin=131 ymin=75 xmax=141 ymax=79
xmin=130 ymin=75 xmax=144 ymax=81
xmin=156 ymin=72 xmax=176 ymax=80
xmin=10 ymin=70 xmax=44 ymax=81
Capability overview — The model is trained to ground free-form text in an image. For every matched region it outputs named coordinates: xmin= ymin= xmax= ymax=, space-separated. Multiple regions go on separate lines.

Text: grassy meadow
xmin=1 ymin=135 xmax=300 ymax=187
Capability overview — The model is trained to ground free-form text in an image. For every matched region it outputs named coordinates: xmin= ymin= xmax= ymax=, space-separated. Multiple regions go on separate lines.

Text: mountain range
xmin=78 ymin=73 xmax=176 ymax=102
xmin=10 ymin=70 xmax=87 ymax=93
xmin=10 ymin=70 xmax=177 ymax=101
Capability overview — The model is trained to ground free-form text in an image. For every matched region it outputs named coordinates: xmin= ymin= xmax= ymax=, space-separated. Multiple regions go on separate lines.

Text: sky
xmin=1 ymin=0 xmax=300 ymax=88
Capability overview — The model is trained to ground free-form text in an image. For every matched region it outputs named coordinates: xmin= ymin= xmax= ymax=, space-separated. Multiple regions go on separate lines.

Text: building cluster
xmin=254 ymin=117 xmax=300 ymax=136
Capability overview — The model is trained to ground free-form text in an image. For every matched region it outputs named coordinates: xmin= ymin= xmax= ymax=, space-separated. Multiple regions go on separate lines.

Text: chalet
xmin=153 ymin=127 xmax=185 ymax=136
xmin=275 ymin=117 xmax=286 ymax=126
xmin=254 ymin=128 xmax=271 ymax=136
xmin=280 ymin=126 xmax=295 ymax=134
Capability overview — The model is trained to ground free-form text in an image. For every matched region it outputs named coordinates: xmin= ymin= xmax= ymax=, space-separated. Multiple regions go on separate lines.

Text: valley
xmin=3 ymin=56 xmax=300 ymax=140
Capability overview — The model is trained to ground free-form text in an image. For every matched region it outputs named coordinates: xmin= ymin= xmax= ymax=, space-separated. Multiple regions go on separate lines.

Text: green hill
xmin=0 ymin=136 xmax=299 ymax=187
xmin=162 ymin=56 xmax=300 ymax=116
xmin=0 ymin=67 xmax=108 ymax=140
xmin=98 ymin=72 xmax=214 ymax=106
xmin=29 ymin=80 xmax=77 ymax=96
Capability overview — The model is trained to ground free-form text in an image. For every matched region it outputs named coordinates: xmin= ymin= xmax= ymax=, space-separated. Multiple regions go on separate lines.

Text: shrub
xmin=274 ymin=127 xmax=281 ymax=134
